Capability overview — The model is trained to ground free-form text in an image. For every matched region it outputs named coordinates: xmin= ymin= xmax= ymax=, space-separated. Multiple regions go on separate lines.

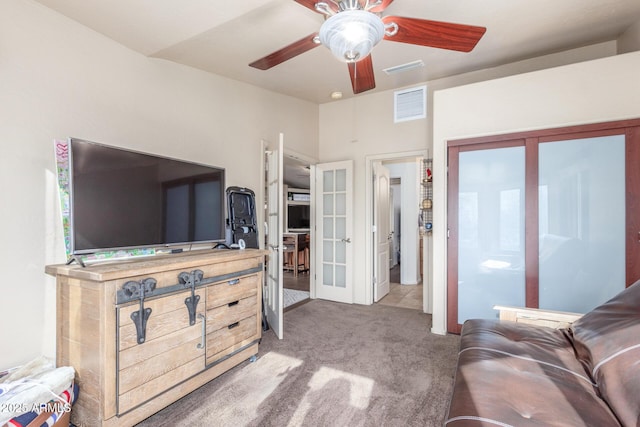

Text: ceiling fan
xmin=249 ymin=0 xmax=486 ymax=95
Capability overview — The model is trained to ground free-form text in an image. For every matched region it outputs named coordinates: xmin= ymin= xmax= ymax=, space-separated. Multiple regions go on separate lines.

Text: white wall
xmin=318 ymin=41 xmax=620 ymax=307
xmin=0 ymin=0 xmax=319 ymax=369
xmin=319 ymin=93 xmax=428 ymax=304
xmin=619 ymin=20 xmax=640 ymax=54
xmin=431 ymin=51 xmax=640 ymax=334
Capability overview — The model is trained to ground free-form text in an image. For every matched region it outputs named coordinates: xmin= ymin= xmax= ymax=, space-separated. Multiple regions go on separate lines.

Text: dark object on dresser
xmin=445 ymin=280 xmax=640 ymax=426
xmin=226 ymin=186 xmax=259 ymax=249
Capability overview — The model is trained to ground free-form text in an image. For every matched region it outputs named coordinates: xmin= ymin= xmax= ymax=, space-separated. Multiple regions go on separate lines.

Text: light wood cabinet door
xmin=117 ymin=288 xmax=206 ymax=414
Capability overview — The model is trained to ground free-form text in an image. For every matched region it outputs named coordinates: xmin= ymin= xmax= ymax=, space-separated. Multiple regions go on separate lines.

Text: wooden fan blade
xmin=368 ymin=0 xmax=394 ymax=13
xmin=348 ymin=55 xmax=376 ymax=94
xmin=294 ymin=0 xmax=339 ymax=14
xmin=249 ymin=33 xmax=320 ymax=70
xmin=382 ymin=16 xmax=486 ymax=52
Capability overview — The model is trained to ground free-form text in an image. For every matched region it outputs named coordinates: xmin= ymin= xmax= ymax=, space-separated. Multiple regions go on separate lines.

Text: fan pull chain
xmin=353 ymin=60 xmax=359 ymax=92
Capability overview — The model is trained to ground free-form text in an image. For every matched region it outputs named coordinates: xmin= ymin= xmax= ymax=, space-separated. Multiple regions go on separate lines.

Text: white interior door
xmin=374 ymin=163 xmax=391 ymax=302
xmin=315 ymin=160 xmax=353 ymax=304
xmin=265 ymin=134 xmax=284 ymax=339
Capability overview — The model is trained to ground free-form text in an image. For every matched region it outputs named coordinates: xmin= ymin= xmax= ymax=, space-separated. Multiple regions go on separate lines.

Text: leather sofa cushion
xmin=446 ymin=319 xmax=619 ymax=426
xmin=569 ymin=280 xmax=640 ymax=427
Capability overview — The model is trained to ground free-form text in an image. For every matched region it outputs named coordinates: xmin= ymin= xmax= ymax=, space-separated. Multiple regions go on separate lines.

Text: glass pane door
xmin=448 ymin=122 xmax=640 ymax=334
xmin=265 ymin=136 xmax=283 ymax=338
xmin=457 ymin=146 xmax=526 ymax=324
xmin=538 ymin=135 xmax=625 ymax=312
xmin=315 ymin=161 xmax=353 ymax=303
xmin=323 ymin=169 xmax=347 ymax=287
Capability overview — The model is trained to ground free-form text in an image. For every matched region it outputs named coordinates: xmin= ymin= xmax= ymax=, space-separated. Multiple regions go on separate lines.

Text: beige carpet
xmin=136 ymin=300 xmax=460 ymax=427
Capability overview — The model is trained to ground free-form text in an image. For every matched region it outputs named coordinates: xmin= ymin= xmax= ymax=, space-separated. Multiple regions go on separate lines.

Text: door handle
xmin=269 ymin=244 xmax=280 ymax=251
xmin=341 ymin=238 xmax=351 ymax=243
xmin=196 ymin=313 xmax=205 ymax=349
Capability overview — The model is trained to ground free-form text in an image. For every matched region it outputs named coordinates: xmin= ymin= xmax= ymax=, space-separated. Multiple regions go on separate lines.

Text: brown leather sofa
xmin=445 ymin=280 xmax=640 ymax=426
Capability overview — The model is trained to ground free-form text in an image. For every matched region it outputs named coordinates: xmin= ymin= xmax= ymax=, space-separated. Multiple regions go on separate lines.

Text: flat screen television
xmin=69 ymin=138 xmax=226 ymax=255
xmin=287 ymin=204 xmax=310 ymax=231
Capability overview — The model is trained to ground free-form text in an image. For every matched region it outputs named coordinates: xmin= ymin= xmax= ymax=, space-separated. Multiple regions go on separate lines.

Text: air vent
xmin=394 ymin=85 xmax=426 ymax=123
xmin=383 ymin=60 xmax=424 ymax=75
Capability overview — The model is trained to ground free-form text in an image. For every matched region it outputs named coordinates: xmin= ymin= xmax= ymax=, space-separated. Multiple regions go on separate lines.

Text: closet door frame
xmin=446 ymin=118 xmax=640 ymax=334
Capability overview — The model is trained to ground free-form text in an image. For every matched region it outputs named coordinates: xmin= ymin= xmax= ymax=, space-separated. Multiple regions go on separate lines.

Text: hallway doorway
xmin=366 ymin=150 xmax=428 ymax=311
xmin=282 ymin=154 xmax=311 ymax=311
xmin=283 ymin=270 xmax=310 ymax=311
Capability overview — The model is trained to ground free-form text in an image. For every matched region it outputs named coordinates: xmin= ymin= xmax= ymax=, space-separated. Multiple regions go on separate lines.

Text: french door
xmin=447 ymin=120 xmax=640 ymax=333
xmin=264 ymin=135 xmax=284 ymax=338
xmin=314 ymin=160 xmax=354 ymax=304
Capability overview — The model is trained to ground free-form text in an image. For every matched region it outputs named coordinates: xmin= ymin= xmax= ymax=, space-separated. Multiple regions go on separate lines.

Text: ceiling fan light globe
xmin=319 ymin=10 xmax=384 ymax=63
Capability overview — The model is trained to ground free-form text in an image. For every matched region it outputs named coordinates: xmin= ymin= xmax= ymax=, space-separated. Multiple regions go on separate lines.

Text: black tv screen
xmin=287 ymin=204 xmax=310 ymax=230
xmin=69 ymin=138 xmax=226 ymax=255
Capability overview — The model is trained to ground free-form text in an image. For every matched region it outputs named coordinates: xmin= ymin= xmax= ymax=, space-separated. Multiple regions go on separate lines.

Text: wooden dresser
xmin=46 ymin=249 xmax=266 ymax=427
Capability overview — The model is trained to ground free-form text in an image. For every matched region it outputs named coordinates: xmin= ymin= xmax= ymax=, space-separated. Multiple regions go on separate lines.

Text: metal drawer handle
xmin=197 ymin=313 xmax=206 ymax=349
xmin=228 ymin=278 xmax=240 ymax=286
xmin=228 ymin=322 xmax=240 ymax=329
xmin=228 ymin=300 xmax=239 ymax=307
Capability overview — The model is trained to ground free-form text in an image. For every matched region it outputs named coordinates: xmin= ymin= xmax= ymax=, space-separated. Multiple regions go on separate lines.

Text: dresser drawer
xmin=205 ymin=315 xmax=258 ymax=365
xmin=206 ymin=274 xmax=258 ymax=308
xmin=206 ymin=294 xmax=257 ymax=332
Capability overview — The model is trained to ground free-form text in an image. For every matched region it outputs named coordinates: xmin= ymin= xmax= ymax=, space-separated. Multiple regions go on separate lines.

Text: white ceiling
xmin=34 ymin=0 xmax=640 ymax=103
xmin=283 ymin=155 xmax=311 ymax=189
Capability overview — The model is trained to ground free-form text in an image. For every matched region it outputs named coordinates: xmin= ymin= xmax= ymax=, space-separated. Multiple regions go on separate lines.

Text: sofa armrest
xmin=494 ymin=305 xmax=583 ymax=329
